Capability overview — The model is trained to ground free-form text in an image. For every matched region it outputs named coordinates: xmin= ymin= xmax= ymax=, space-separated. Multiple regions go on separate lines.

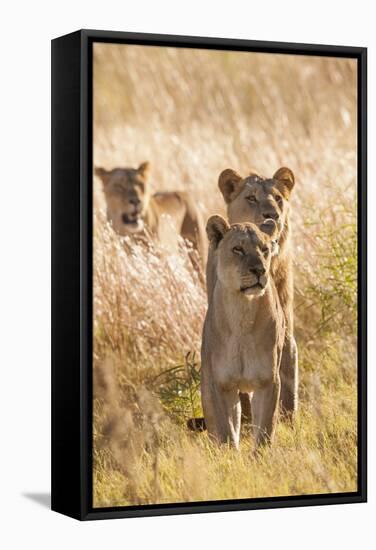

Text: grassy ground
xmin=92 ymin=44 xmax=357 ymax=507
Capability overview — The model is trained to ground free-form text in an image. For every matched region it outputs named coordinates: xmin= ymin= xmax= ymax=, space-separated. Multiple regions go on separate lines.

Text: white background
xmin=0 ymin=1 xmax=373 ymax=548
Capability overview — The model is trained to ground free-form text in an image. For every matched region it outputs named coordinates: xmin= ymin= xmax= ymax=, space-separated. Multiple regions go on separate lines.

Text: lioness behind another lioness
xmin=213 ymin=167 xmax=298 ymax=418
xmin=95 ymin=162 xmax=207 ymax=268
xmin=201 ymin=216 xmax=285 ymax=448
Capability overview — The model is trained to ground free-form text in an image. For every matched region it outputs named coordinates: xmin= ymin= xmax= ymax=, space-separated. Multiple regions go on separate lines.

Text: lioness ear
xmin=138 ymin=161 xmax=150 ymax=179
xmin=206 ymin=215 xmax=230 ymax=248
xmin=218 ymin=169 xmax=243 ymax=204
xmin=273 ymin=167 xmax=295 ymax=197
xmin=95 ymin=167 xmax=111 ymax=187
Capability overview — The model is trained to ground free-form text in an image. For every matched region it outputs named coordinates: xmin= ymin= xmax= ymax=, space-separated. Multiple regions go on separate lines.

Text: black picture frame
xmin=51 ymin=29 xmax=367 ymax=521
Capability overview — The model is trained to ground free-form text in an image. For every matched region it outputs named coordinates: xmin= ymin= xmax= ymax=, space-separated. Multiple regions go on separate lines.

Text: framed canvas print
xmin=51 ymin=29 xmax=367 ymax=520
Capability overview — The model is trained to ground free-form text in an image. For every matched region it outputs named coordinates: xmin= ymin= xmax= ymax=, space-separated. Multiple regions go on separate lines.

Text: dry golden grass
xmin=92 ymin=44 xmax=357 ymax=507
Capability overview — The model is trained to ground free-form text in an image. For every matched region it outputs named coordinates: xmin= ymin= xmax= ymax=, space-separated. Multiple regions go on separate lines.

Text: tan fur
xmin=201 ymin=216 xmax=285 ymax=448
xmin=95 ymin=162 xmax=207 ymax=267
xmin=208 ymin=167 xmax=298 ymax=417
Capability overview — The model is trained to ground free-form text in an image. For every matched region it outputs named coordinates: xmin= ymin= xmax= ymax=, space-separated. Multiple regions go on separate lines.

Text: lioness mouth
xmin=122 ymin=213 xmax=139 ymax=225
xmin=240 ymin=282 xmax=264 ymax=294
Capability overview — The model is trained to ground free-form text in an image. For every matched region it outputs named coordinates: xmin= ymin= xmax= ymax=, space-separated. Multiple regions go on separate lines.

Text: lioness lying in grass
xmin=201 ymin=216 xmax=285 ymax=448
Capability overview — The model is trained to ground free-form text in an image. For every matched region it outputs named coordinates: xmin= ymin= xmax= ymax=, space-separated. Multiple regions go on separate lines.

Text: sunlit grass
xmin=92 ymin=44 xmax=357 ymax=507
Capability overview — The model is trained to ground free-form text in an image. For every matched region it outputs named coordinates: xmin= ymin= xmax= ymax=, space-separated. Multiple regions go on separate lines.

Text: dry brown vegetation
xmin=93 ymin=43 xmax=357 ymax=507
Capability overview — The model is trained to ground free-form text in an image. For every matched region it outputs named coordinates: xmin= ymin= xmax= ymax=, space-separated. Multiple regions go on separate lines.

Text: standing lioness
xmin=95 ymin=162 xmax=207 ymax=267
xmin=212 ymin=167 xmax=298 ymax=417
xmin=201 ymin=216 xmax=285 ymax=448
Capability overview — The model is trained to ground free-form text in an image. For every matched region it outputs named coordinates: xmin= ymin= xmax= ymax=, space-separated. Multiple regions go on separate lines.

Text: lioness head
xmin=95 ymin=162 xmax=150 ymax=235
xmin=218 ymin=167 xmax=295 ymax=243
xmin=207 ymin=215 xmax=279 ymax=297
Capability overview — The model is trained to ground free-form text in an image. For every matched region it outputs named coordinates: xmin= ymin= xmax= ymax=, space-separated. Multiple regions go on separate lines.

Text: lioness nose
xmin=250 ymin=266 xmax=266 ymax=277
xmin=262 ymin=211 xmax=279 ymax=220
xmin=129 ymin=197 xmax=140 ymax=206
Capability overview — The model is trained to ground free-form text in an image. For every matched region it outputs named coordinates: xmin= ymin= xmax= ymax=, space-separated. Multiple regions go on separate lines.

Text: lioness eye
xmin=262 ymin=247 xmax=269 ymax=256
xmin=233 ymin=246 xmax=245 ymax=256
xmin=276 ymin=195 xmax=282 ymax=204
xmin=246 ymin=195 xmax=257 ymax=203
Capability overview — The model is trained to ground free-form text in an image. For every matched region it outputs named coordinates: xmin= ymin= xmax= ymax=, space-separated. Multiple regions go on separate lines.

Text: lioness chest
xmin=204 ymin=311 xmax=278 ymax=393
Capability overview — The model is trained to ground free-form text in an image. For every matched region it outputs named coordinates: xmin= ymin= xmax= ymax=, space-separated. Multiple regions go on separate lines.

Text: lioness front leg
xmin=251 ymin=376 xmax=281 ymax=447
xmin=201 ymin=381 xmax=241 ymax=448
xmin=279 ymin=335 xmax=298 ymax=418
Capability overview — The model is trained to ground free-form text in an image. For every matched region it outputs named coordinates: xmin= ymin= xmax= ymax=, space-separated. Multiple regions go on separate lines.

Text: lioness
xmin=210 ymin=167 xmax=298 ymax=418
xmin=95 ymin=162 xmax=207 ymax=266
xmin=201 ymin=215 xmax=284 ymax=448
